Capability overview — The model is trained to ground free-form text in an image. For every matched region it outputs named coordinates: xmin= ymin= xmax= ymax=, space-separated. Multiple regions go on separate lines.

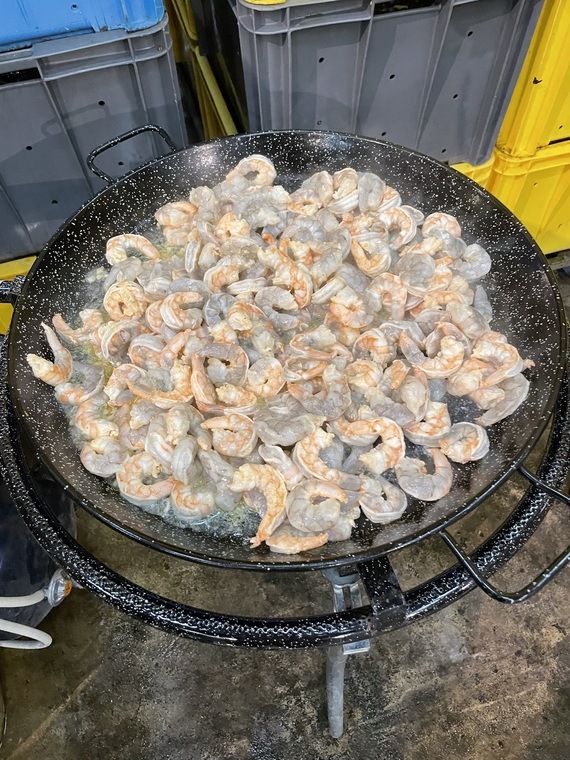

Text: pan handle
xmin=86 ymin=124 xmax=180 ymax=185
xmin=0 ymin=276 xmax=25 ymax=306
xmin=439 ymin=468 xmax=569 ymax=604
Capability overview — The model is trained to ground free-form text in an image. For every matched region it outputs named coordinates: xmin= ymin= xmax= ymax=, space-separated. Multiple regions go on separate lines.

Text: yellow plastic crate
xmin=497 ymin=0 xmax=570 ymax=157
xmin=452 ymin=156 xmax=495 ymax=188
xmin=0 ymin=257 xmax=35 ymax=333
xmin=484 ymin=142 xmax=570 ymax=255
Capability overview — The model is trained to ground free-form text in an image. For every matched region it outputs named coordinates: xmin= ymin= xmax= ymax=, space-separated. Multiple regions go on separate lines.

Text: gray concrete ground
xmin=0 ymin=277 xmax=569 ymax=760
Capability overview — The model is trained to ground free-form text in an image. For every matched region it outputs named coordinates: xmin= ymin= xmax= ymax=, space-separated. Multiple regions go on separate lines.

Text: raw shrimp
xmin=286 ymin=480 xmax=347 ymax=532
xmin=400 ymin=333 xmax=465 ymax=379
xmin=74 ymin=395 xmax=119 ymax=440
xmin=116 ymin=452 xmax=174 ymax=507
xmin=446 ymin=302 xmax=488 ymax=340
xmin=404 ymin=401 xmax=451 ymax=446
xmin=396 ymin=367 xmax=430 ymax=420
xmin=354 ymin=328 xmax=395 ymax=366
xmin=52 ymin=309 xmax=104 ymax=346
xmin=104 ymin=363 xmax=142 ymax=406
xmin=170 ymin=480 xmax=215 ymax=523
xmin=258 ymin=444 xmax=304 ymax=488
xmin=366 ymin=273 xmax=407 ymax=320
xmin=225 ymin=155 xmax=276 ymax=187
xmin=255 ymin=286 xmax=300 ymax=331
xmin=475 ymin=374 xmax=530 ymax=426
xmin=439 ymin=422 xmax=489 ymax=463
xmin=378 ymin=206 xmax=417 ymax=249
xmin=422 ymin=212 xmax=461 ymax=238
xmin=358 ymin=475 xmax=408 ymax=524
xmin=155 ymin=200 xmax=197 ymax=228
xmin=472 ymin=332 xmax=531 ymax=387
xmin=127 ymin=334 xmax=165 ymax=369
xmin=229 ymin=464 xmax=287 ymax=546
xmin=170 ymin=438 xmax=201 ymax=485
xmin=215 ymin=384 xmax=258 ymax=414
xmin=80 ymin=436 xmax=127 ymax=478
xmin=350 ymin=237 xmax=391 ymax=276
xmin=255 ymin=411 xmax=320 ymax=447
xmin=329 ymin=286 xmax=373 ymax=328
xmin=55 ymin=363 xmax=104 ymax=406
xmin=105 ymin=234 xmax=160 ymax=265
xmin=358 ymin=172 xmax=386 ymax=213
xmin=246 ymin=357 xmax=285 ymax=398
xmin=265 ymin=524 xmax=329 ymax=554
xmin=127 ymin=361 xmax=193 ymax=409
xmin=395 ymin=449 xmax=453 ymax=501
xmin=160 ymin=291 xmax=203 ymax=331
xmin=198 ymin=449 xmax=240 ymax=512
xmin=452 ymin=244 xmax=491 ymax=281
xmin=26 ymin=323 xmax=72 ymax=386
xmin=356 ymin=418 xmax=406 ymax=474
xmin=330 ymin=415 xmax=401 ymax=450
xmin=328 ymin=168 xmax=359 ymax=215
xmin=272 ymin=257 xmax=313 ymax=309
xmin=293 ymin=428 xmax=361 ymax=490
xmin=288 ymin=364 xmax=351 ymax=420
xmin=103 ymin=280 xmax=147 ymax=321
xmin=145 ymin=414 xmax=174 ymax=472
xmin=202 ymin=413 xmax=257 ymax=458
xmin=199 ymin=343 xmax=249 ymax=387
xmin=99 ymin=319 xmax=145 ymax=365
xmin=345 ymin=360 xmax=383 ymax=393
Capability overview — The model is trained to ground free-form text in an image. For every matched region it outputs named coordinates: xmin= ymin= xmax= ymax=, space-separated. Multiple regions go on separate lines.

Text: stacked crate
xmin=0 ymin=1 xmax=187 ymax=261
xmin=456 ymin=0 xmax=570 ymax=254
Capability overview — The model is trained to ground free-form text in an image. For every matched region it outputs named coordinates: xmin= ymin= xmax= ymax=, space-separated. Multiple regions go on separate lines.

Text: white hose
xmin=0 ymin=619 xmax=51 ymax=649
xmin=0 ymin=589 xmax=51 ymax=649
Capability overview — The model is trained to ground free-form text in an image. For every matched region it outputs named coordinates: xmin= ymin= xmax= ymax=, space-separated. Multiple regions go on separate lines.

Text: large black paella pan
xmin=7 ymin=130 xmax=567 ymax=570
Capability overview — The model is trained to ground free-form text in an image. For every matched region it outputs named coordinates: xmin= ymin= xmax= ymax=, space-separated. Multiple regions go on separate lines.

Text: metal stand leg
xmin=322 ymin=568 xmax=370 ymax=738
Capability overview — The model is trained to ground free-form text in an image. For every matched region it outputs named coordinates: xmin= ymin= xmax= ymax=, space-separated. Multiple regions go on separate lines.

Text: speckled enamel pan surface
xmin=8 ymin=131 xmax=567 ymax=570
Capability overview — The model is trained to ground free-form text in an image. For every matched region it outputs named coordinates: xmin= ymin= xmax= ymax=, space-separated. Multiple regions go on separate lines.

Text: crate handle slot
xmin=86 ymin=124 xmax=180 ymax=185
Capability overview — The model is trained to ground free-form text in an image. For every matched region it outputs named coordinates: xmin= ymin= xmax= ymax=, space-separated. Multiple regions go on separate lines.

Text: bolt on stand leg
xmin=322 ymin=568 xmax=370 ymax=738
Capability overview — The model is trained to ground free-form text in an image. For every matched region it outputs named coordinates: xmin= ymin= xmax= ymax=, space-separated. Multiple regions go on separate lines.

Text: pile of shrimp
xmin=26 ymin=155 xmax=534 ymax=555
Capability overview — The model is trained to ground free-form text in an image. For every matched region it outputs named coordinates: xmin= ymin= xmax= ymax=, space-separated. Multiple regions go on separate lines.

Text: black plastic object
xmin=86 ymin=124 xmax=180 ymax=185
xmin=6 ymin=130 xmax=568 ymax=571
xmin=0 ymin=337 xmax=568 ymax=648
xmin=0 ymin=335 xmax=76 ymax=635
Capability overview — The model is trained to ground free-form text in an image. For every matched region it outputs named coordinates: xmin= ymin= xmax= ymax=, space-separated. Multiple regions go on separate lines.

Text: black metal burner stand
xmin=0 ymin=329 xmax=568 ymax=736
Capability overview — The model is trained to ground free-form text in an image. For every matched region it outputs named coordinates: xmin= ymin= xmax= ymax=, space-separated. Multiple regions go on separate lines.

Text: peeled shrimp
xmin=103 ymin=280 xmax=147 ymax=321
xmin=366 ymin=273 xmax=407 ymax=320
xmin=345 ymin=360 xmax=383 ymax=393
xmin=400 ymin=333 xmax=464 ymax=379
xmin=105 ymin=234 xmax=160 ymax=266
xmin=225 ymin=155 xmax=276 ymax=187
xmin=265 ymin=524 xmax=329 ymax=555
xmin=80 ymin=436 xmax=126 ymax=478
xmin=452 ymin=244 xmax=491 ymax=281
xmin=202 ymin=413 xmax=257 ymax=458
xmin=55 ymin=363 xmax=104 ymax=406
xmin=229 ymin=464 xmax=287 ymax=547
xmin=26 ymin=323 xmax=72 ymax=387
xmin=439 ymin=422 xmax=489 ymax=463
xmin=378 ymin=206 xmax=417 ymax=249
xmin=160 ymin=291 xmax=203 ymax=331
xmin=52 ymin=309 xmax=104 ymax=346
xmin=286 ymin=480 xmax=347 ymax=533
xmin=329 ymin=286 xmax=373 ymax=329
xmin=258 ymin=444 xmax=304 ymax=488
xmin=475 ymin=374 xmax=530 ymax=426
xmin=356 ymin=418 xmax=405 ymax=474
xmin=354 ymin=328 xmax=395 ymax=367
xmin=293 ymin=428 xmax=361 ymax=490
xmin=472 ymin=332 xmax=531 ymax=387
xmin=422 ymin=212 xmax=461 ymax=238
xmin=288 ymin=364 xmax=351 ymax=421
xmin=404 ymin=401 xmax=451 ymax=446
xmin=246 ymin=357 xmax=285 ymax=398
xmin=170 ymin=480 xmax=215 ymax=523
xmin=74 ymin=395 xmax=118 ymax=440
xmin=358 ymin=475 xmax=407 ymax=524
xmin=116 ymin=451 xmax=174 ymax=507
xmin=350 ymin=237 xmax=391 ymax=276
xmin=395 ymin=449 xmax=453 ymax=501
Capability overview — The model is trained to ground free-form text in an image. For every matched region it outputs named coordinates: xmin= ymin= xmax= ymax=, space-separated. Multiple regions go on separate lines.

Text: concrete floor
xmin=1 ymin=278 xmax=569 ymax=760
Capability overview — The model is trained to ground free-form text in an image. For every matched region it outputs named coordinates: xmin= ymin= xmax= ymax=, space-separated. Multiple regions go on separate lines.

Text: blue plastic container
xmin=1 ymin=0 xmax=164 ymax=52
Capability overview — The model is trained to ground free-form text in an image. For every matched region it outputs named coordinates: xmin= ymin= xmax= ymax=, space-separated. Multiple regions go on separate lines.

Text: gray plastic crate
xmin=0 ymin=16 xmax=187 ymax=260
xmin=225 ymin=0 xmax=543 ymax=165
